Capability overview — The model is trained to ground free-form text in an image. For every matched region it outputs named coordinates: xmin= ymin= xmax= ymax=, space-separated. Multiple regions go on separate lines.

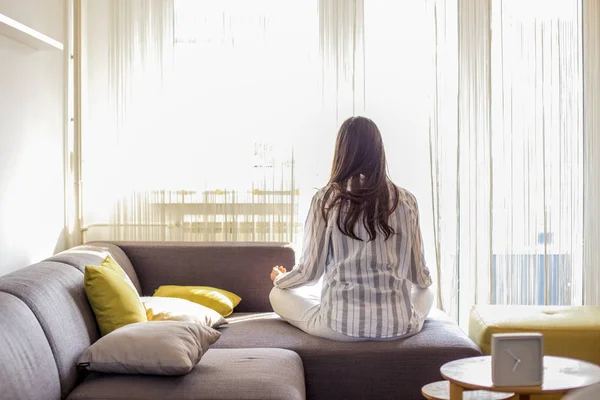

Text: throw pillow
xmin=99 ymin=255 xmax=138 ymax=293
xmin=77 ymin=321 xmax=221 ymax=375
xmin=153 ymin=285 xmax=242 ymax=317
xmin=84 ymin=264 xmax=147 ymax=336
xmin=141 ymin=296 xmax=228 ymax=328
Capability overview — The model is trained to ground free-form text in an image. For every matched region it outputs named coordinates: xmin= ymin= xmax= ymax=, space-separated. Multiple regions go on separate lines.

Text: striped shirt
xmin=274 ymin=183 xmax=432 ymax=339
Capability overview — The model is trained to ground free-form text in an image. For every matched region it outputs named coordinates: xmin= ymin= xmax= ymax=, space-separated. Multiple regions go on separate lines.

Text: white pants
xmin=269 ymin=284 xmax=436 ymax=342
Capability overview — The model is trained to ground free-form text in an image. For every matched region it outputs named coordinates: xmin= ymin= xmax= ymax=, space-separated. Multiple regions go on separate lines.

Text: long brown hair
xmin=321 ymin=116 xmax=400 ymax=241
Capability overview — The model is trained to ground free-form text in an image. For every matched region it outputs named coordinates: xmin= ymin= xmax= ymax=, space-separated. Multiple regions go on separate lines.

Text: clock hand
xmin=512 ymin=359 xmax=521 ymax=372
xmin=506 ymin=349 xmax=521 ymax=363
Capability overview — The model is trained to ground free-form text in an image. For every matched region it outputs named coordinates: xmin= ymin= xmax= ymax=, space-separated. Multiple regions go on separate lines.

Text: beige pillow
xmin=141 ymin=296 xmax=228 ymax=328
xmin=77 ymin=321 xmax=221 ymax=375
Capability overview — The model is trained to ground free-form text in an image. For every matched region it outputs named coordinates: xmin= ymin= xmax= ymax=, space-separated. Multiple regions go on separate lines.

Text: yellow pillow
xmin=100 ymin=255 xmax=137 ymax=292
xmin=153 ymin=285 xmax=241 ymax=317
xmin=100 ymin=255 xmax=126 ymax=277
xmin=84 ymin=265 xmax=148 ymax=336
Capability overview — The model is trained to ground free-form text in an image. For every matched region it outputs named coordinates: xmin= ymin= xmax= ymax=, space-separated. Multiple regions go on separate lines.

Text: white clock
xmin=491 ymin=332 xmax=544 ymax=387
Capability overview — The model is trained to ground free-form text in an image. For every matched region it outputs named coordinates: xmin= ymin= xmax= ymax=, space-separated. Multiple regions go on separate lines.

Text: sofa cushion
xmin=469 ymin=305 xmax=600 ymax=365
xmin=214 ymin=312 xmax=481 ymax=400
xmin=113 ymin=242 xmax=295 ymax=312
xmin=47 ymin=242 xmax=142 ymax=294
xmin=0 ymin=292 xmax=62 ymax=400
xmin=0 ymin=262 xmax=100 ymax=398
xmin=68 ymin=348 xmax=305 ymax=400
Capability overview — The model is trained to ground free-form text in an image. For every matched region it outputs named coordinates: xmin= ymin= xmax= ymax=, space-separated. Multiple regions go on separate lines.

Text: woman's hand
xmin=270 ymin=265 xmax=287 ymax=281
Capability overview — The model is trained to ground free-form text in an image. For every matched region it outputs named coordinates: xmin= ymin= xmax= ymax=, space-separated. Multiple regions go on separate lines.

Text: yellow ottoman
xmin=470 ymin=306 xmax=600 ymax=400
xmin=469 ymin=305 xmax=600 ymax=366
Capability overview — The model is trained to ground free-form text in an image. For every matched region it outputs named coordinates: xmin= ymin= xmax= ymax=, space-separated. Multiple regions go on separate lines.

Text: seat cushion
xmin=47 ymin=242 xmax=142 ymax=294
xmin=0 ymin=292 xmax=61 ymax=400
xmin=0 ymin=262 xmax=100 ymax=398
xmin=214 ymin=312 xmax=481 ymax=400
xmin=67 ymin=348 xmax=305 ymax=400
xmin=469 ymin=305 xmax=600 ymax=365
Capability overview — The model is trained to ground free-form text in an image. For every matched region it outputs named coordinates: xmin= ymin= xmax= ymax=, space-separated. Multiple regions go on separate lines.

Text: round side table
xmin=440 ymin=356 xmax=600 ymax=400
xmin=563 ymin=382 xmax=600 ymax=400
xmin=422 ymin=380 xmax=515 ymax=400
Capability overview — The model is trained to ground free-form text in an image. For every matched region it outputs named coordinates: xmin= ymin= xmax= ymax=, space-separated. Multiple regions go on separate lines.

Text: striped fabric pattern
xmin=274 ymin=183 xmax=432 ymax=339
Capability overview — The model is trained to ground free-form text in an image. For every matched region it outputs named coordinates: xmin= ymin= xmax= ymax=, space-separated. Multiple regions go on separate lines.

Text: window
xmin=489 ymin=0 xmax=583 ymax=306
xmin=79 ymin=0 xmax=587 ymax=322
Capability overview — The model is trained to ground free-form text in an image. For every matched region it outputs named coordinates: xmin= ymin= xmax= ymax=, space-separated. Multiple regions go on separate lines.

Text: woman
xmin=269 ymin=116 xmax=435 ymax=341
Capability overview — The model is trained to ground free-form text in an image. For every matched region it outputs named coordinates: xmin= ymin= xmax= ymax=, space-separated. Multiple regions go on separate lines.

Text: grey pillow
xmin=78 ymin=321 xmax=221 ymax=375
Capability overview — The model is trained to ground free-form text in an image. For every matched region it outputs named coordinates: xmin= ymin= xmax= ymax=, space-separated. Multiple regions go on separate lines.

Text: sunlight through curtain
xmin=80 ymin=0 xmax=436 ymax=254
xmin=430 ymin=0 xmax=584 ymax=325
xmin=80 ymin=0 xmax=591 ymax=322
xmin=427 ymin=0 xmax=459 ymax=317
xmin=583 ymin=0 xmax=600 ymax=306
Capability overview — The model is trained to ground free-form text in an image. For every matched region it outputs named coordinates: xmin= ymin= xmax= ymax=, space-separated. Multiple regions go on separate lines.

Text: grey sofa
xmin=0 ymin=242 xmax=481 ymax=400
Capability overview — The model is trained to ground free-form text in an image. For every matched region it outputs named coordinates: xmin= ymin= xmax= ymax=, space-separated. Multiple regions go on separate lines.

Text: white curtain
xmin=430 ymin=0 xmax=584 ymax=325
xmin=583 ymin=0 xmax=600 ymax=306
xmin=80 ymin=0 xmax=594 ymax=320
xmin=427 ymin=0 xmax=459 ymax=316
xmin=490 ymin=0 xmax=583 ymax=310
xmin=319 ymin=0 xmax=365 ymax=118
xmin=80 ymin=0 xmax=436 ymax=256
xmin=82 ymin=0 xmax=315 ymax=244
xmin=81 ymin=0 xmax=178 ymax=241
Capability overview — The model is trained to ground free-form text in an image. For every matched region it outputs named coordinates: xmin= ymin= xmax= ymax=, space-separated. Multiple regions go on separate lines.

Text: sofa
xmin=0 ymin=242 xmax=481 ymax=400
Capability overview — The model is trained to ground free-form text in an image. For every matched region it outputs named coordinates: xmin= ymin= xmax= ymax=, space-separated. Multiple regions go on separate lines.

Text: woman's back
xmin=318 ymin=183 xmax=432 ymax=339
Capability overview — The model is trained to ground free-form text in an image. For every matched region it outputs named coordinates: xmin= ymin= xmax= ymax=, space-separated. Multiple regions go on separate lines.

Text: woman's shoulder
xmin=387 ymin=182 xmax=415 ymax=202
xmin=388 ymin=183 xmax=419 ymax=217
xmin=313 ymin=185 xmax=332 ymax=198
xmin=307 ymin=185 xmax=334 ymax=206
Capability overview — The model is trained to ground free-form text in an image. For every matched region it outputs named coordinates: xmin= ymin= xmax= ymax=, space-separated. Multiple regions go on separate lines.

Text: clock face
xmin=492 ymin=335 xmax=544 ymax=387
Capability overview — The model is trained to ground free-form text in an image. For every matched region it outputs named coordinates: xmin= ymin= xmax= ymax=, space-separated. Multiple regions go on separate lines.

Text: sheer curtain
xmin=430 ymin=0 xmax=584 ymax=325
xmin=81 ymin=0 xmax=178 ymax=241
xmin=80 ymin=0 xmax=436 ymax=260
xmin=80 ymin=0 xmax=593 ymax=321
xmin=82 ymin=0 xmax=316 ymax=244
xmin=489 ymin=0 xmax=583 ymax=309
xmin=583 ymin=0 xmax=600 ymax=306
xmin=427 ymin=0 xmax=459 ymax=315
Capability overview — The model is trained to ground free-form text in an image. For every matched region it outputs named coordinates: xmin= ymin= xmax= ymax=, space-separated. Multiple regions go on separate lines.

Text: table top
xmin=422 ymin=380 xmax=514 ymax=400
xmin=440 ymin=356 xmax=600 ymax=394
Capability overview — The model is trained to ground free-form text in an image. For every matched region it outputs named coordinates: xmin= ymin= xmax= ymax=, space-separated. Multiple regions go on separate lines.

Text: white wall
xmin=0 ymin=0 xmax=66 ymax=275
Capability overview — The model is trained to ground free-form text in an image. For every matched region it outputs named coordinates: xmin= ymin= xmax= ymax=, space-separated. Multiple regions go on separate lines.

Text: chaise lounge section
xmin=0 ymin=242 xmax=481 ymax=400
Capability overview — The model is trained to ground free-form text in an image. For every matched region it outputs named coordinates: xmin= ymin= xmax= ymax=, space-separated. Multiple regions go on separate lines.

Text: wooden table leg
xmin=448 ymin=382 xmax=464 ymax=400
